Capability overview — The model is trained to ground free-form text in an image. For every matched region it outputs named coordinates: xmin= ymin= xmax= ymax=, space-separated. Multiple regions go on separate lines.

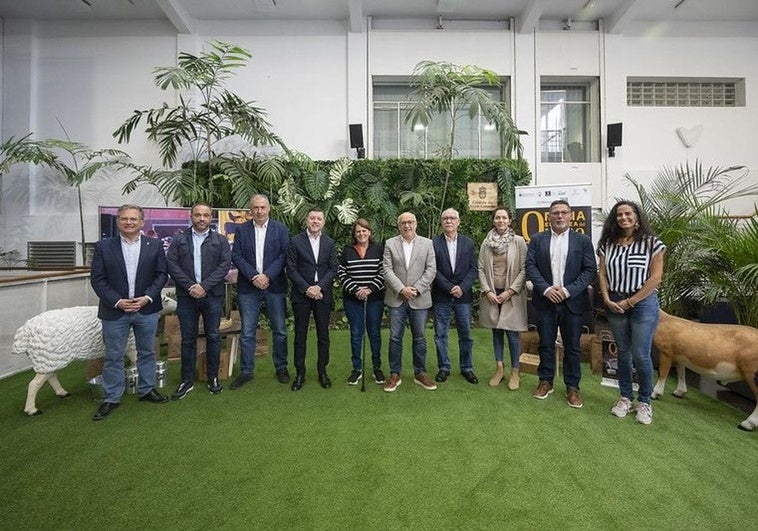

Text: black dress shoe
xmin=291 ymin=375 xmax=305 ymax=391
xmin=276 ymin=368 xmax=290 ymax=384
xmin=319 ymin=373 xmax=332 ymax=389
xmin=93 ymin=401 xmax=119 ymax=421
xmin=230 ymin=373 xmax=253 ymax=390
xmin=461 ymin=371 xmax=479 ymax=384
xmin=138 ymin=389 xmax=169 ymax=403
xmin=435 ymin=369 xmax=450 ymax=383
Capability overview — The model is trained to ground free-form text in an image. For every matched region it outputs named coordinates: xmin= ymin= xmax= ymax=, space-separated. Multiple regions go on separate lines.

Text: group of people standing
xmin=89 ymin=196 xmax=665 ymax=427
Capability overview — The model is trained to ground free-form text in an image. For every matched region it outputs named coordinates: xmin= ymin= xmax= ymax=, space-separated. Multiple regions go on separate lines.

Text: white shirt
xmin=191 ymin=228 xmax=209 ymax=283
xmin=402 ymin=237 xmax=415 ymax=270
xmin=254 ymin=220 xmax=268 ymax=275
xmin=548 ymin=229 xmax=570 ymax=297
xmin=308 ymin=231 xmax=321 ymax=282
xmin=445 ymin=234 xmax=458 ymax=272
xmin=120 ymin=235 xmax=141 ymax=299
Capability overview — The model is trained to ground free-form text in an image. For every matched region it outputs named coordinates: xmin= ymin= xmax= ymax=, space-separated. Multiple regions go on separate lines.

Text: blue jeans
xmin=101 ymin=311 xmax=160 ymax=403
xmin=387 ymin=303 xmax=428 ymax=375
xmin=344 ymin=297 xmax=383 ymax=371
xmin=493 ymin=329 xmax=521 ymax=368
xmin=433 ymin=302 xmax=473 ymax=372
xmin=606 ymin=292 xmax=659 ymax=404
xmin=237 ymin=290 xmax=288 ymax=376
xmin=176 ymin=294 xmax=223 ymax=382
xmin=536 ymin=303 xmax=583 ymax=389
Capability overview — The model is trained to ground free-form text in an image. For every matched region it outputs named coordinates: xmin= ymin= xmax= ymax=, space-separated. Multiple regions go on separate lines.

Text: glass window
xmin=372 ymin=82 xmax=509 ymax=160
xmin=540 ymin=79 xmax=599 ymax=163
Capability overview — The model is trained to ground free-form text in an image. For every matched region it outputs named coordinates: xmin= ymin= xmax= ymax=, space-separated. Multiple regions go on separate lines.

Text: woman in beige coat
xmin=478 ymin=207 xmax=528 ymax=390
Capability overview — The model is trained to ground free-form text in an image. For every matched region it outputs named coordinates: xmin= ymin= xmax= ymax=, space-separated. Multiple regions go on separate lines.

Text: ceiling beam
xmin=156 ymin=0 xmax=195 ymax=34
xmin=607 ymin=0 xmax=639 ymax=34
xmin=348 ymin=0 xmax=363 ymax=33
xmin=517 ymin=0 xmax=547 ymax=34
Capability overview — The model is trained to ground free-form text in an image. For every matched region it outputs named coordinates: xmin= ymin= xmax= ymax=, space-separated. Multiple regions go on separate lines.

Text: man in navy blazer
xmin=287 ymin=208 xmax=338 ymax=391
xmin=431 ymin=208 xmax=479 ymax=384
xmin=525 ymin=199 xmax=596 ymax=408
xmin=231 ymin=194 xmax=290 ymax=389
xmin=90 ymin=204 xmax=169 ymax=421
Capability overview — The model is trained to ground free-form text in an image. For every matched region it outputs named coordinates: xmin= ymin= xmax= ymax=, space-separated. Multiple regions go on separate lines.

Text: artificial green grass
xmin=2 ymin=328 xmax=756 ymax=530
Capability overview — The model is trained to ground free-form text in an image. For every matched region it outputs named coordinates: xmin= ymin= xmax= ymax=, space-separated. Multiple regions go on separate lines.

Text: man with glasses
xmin=431 ymin=208 xmax=479 ymax=384
xmin=90 ymin=204 xmax=169 ymax=420
xmin=382 ymin=212 xmax=437 ymax=392
xmin=525 ymin=200 xmax=596 ymax=408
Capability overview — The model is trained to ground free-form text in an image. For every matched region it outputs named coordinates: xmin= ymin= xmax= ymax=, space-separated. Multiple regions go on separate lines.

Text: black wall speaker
xmin=607 ymin=122 xmax=622 ymax=157
xmin=607 ymin=123 xmax=622 ymax=147
xmin=349 ymin=124 xmax=364 ymax=149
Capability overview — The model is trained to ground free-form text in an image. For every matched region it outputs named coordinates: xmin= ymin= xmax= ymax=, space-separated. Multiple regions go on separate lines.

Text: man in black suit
xmin=525 ymin=199 xmax=596 ymax=408
xmin=287 ymin=208 xmax=338 ymax=390
xmin=230 ymin=194 xmax=291 ymax=388
xmin=166 ymin=203 xmax=231 ymax=399
xmin=90 ymin=204 xmax=169 ymax=420
xmin=431 ymin=208 xmax=479 ymax=384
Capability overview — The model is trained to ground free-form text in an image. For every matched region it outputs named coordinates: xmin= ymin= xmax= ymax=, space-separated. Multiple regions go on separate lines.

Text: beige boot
xmin=489 ymin=363 xmax=504 ymax=387
xmin=507 ymin=367 xmax=520 ymax=390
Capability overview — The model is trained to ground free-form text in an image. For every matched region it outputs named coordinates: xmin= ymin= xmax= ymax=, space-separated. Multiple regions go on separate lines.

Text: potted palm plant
xmin=626 ymin=160 xmax=758 ymax=327
xmin=0 ymin=127 xmax=130 ymax=265
xmin=113 ymin=40 xmax=286 ymax=207
xmin=405 ymin=60 xmax=526 ymax=220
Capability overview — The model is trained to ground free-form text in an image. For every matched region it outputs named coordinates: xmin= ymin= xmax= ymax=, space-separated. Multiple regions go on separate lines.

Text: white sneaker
xmin=611 ymin=397 xmax=633 ymax=418
xmin=636 ymin=402 xmax=653 ymax=425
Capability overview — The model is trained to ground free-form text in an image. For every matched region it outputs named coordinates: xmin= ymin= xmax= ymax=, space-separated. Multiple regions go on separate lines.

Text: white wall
xmin=1 ymin=17 xmax=757 ymax=261
xmin=604 ymin=22 xmax=758 ymax=211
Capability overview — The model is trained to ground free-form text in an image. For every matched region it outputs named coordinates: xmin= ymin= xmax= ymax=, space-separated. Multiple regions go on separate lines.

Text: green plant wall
xmin=199 ymin=156 xmax=531 ymax=245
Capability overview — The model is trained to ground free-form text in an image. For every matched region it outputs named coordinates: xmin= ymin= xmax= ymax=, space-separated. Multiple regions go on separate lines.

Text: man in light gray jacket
xmin=382 ymin=212 xmax=437 ymax=392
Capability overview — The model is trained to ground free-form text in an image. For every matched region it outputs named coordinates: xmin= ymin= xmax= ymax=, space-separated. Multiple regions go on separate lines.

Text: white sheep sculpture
xmin=11 ymin=295 xmax=176 ymax=416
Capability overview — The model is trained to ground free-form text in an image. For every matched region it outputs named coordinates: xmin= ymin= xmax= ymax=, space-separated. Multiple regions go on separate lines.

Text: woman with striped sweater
xmin=338 ymin=219 xmax=386 ymax=386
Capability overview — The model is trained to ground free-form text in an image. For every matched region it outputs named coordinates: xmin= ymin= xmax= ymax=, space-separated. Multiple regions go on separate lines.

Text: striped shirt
xmin=597 ymin=236 xmax=665 ymax=294
xmin=338 ymin=243 xmax=385 ymax=302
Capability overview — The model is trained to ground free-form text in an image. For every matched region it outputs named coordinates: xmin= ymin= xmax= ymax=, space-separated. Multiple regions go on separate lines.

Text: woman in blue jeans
xmin=597 ymin=200 xmax=666 ymax=425
xmin=337 ymin=219 xmax=386 ymax=386
xmin=478 ymin=207 xmax=528 ymax=390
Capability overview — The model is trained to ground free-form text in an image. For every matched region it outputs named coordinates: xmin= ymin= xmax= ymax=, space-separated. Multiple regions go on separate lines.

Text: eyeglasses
xmin=441 ymin=216 xmax=458 ymax=221
xmin=118 ymin=217 xmax=142 ymax=223
xmin=550 ymin=210 xmax=571 ymax=217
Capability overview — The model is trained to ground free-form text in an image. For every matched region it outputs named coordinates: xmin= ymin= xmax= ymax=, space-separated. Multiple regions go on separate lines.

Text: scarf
xmin=484 ymin=228 xmax=514 ymax=256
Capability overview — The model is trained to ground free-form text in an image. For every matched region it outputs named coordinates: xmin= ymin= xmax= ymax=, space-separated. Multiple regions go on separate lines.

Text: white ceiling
xmin=0 ymin=0 xmax=757 ymax=27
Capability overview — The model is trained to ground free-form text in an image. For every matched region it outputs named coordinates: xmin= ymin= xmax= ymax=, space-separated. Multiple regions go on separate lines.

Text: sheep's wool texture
xmin=12 ymin=306 xmax=123 ymax=374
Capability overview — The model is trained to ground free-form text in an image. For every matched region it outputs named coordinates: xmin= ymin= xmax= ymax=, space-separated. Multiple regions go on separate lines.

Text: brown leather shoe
xmin=567 ymin=387 xmax=584 ymax=408
xmin=383 ymin=373 xmax=402 ymax=393
xmin=413 ymin=372 xmax=438 ymax=391
xmin=532 ymin=380 xmax=554 ymax=399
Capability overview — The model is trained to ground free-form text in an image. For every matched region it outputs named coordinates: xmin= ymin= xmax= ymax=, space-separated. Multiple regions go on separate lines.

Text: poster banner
xmin=514 ymin=183 xmax=592 ymax=242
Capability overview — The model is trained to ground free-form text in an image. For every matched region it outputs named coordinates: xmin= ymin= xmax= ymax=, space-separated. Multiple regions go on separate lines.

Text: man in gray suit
xmin=382 ymin=212 xmax=437 ymax=392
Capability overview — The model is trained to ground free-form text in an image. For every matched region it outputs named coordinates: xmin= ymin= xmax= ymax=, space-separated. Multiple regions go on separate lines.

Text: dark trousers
xmin=176 ymin=294 xmax=224 ymax=382
xmin=535 ymin=303 xmax=583 ymax=390
xmin=292 ymin=298 xmax=330 ymax=376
